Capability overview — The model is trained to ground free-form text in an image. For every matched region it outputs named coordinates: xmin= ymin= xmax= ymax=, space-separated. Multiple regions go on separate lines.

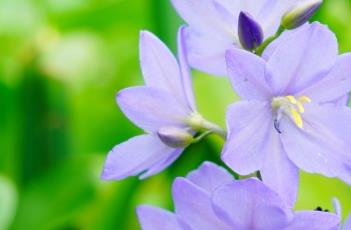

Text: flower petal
xmin=260 ymin=127 xmax=299 ymax=208
xmin=137 ymin=205 xmax=181 ymax=230
xmin=212 ymin=179 xmax=293 ymax=229
xmin=117 ymin=86 xmax=188 ymax=132
xmin=226 ymin=48 xmax=271 ymax=100
xmin=186 ymin=161 xmax=233 ymax=194
xmin=265 ymin=22 xmax=338 ymax=95
xmin=171 ymin=0 xmax=235 ymax=36
xmin=280 ymin=104 xmax=351 ymax=184
xmin=172 ymin=178 xmax=231 ymax=230
xmin=285 ymin=211 xmax=340 ymax=230
xmin=140 ymin=31 xmax=190 ymax=109
xmin=344 ymin=213 xmax=351 ymax=229
xmin=101 ymin=135 xmax=182 ymax=180
xmin=185 ymin=27 xmax=236 ymax=76
xmin=299 ymin=53 xmax=351 ymax=103
xmin=222 ymin=101 xmax=271 ymax=175
xmin=177 ymin=26 xmax=196 ymax=111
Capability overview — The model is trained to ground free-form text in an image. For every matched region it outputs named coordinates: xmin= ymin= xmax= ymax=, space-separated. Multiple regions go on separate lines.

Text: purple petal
xmin=260 ymin=127 xmax=299 ymax=208
xmin=185 ymin=26 xmax=236 ymax=76
xmin=140 ymin=31 xmax=191 ymax=109
xmin=136 ymin=205 xmax=181 ymax=230
xmin=265 ymin=22 xmax=337 ymax=95
xmin=285 ymin=211 xmax=340 ymax=230
xmin=222 ymin=101 xmax=271 ymax=175
xmin=101 ymin=135 xmax=182 ymax=180
xmin=280 ymin=104 xmax=351 ymax=184
xmin=170 ymin=0 xmax=235 ymax=36
xmin=117 ymin=86 xmax=189 ymax=132
xmin=177 ymin=26 xmax=196 ymax=111
xmin=211 ymin=179 xmax=293 ymax=229
xmin=299 ymin=54 xmax=351 ymax=103
xmin=172 ymin=178 xmax=231 ymax=230
xmin=344 ymin=213 xmax=351 ymax=229
xmin=186 ymin=161 xmax=233 ymax=194
xmin=225 ymin=49 xmax=271 ymax=100
xmin=238 ymin=11 xmax=263 ymax=50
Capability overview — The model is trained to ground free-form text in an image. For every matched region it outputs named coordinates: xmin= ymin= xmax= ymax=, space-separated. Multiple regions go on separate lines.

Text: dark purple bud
xmin=238 ymin=11 xmax=264 ymax=51
xmin=282 ymin=0 xmax=322 ymax=29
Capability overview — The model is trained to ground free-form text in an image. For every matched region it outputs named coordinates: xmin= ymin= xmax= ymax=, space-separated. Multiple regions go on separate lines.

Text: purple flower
xmin=222 ymin=22 xmax=351 ymax=208
xmin=137 ymin=161 xmax=340 ymax=230
xmin=101 ymin=27 xmax=198 ymax=180
xmin=170 ymin=0 xmax=298 ymax=76
xmin=332 ymin=198 xmax=351 ymax=230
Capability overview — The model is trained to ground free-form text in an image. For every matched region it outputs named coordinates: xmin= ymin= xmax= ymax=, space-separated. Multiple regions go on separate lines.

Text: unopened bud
xmin=238 ymin=11 xmax=264 ymax=50
xmin=157 ymin=127 xmax=193 ymax=148
xmin=281 ymin=0 xmax=322 ymax=29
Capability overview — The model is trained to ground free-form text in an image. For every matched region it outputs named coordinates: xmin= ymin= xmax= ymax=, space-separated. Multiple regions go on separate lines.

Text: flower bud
xmin=157 ymin=127 xmax=193 ymax=148
xmin=281 ymin=0 xmax=322 ymax=29
xmin=238 ymin=11 xmax=264 ymax=51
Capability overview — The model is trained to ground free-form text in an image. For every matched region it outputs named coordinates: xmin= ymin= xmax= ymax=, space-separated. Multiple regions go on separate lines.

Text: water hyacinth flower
xmin=137 ymin=162 xmax=340 ymax=230
xmin=170 ymin=0 xmax=300 ymax=76
xmin=102 ymin=27 xmax=224 ymax=180
xmin=222 ymin=22 xmax=351 ymax=208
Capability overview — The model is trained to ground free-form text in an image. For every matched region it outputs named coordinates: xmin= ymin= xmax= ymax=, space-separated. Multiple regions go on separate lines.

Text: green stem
xmin=255 ymin=26 xmax=285 ymax=56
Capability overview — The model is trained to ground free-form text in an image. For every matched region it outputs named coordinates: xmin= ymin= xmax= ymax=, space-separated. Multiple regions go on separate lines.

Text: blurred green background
xmin=1 ymin=0 xmax=351 ymax=229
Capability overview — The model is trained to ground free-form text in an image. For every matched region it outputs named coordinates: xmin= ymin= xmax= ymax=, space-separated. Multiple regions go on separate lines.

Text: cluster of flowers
xmin=102 ymin=0 xmax=351 ymax=229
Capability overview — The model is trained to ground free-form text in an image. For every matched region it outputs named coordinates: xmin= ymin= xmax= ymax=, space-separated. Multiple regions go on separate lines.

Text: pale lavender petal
xmin=137 ymin=205 xmax=181 ymax=230
xmin=212 ymin=179 xmax=293 ymax=229
xmin=186 ymin=161 xmax=233 ymax=194
xmin=332 ymin=198 xmax=342 ymax=218
xmin=170 ymin=0 xmax=234 ymax=37
xmin=139 ymin=148 xmax=183 ymax=179
xmin=101 ymin=135 xmax=181 ymax=180
xmin=285 ymin=211 xmax=340 ymax=230
xmin=332 ymin=95 xmax=350 ymax=107
xmin=344 ymin=213 xmax=351 ymax=229
xmin=226 ymin=49 xmax=271 ymax=100
xmin=265 ymin=22 xmax=337 ymax=95
xmin=140 ymin=31 xmax=190 ymax=108
xmin=177 ymin=26 xmax=196 ymax=111
xmin=280 ymin=104 xmax=351 ymax=184
xmin=299 ymin=54 xmax=351 ymax=103
xmin=222 ymin=101 xmax=271 ymax=175
xmin=172 ymin=178 xmax=231 ymax=230
xmin=185 ymin=27 xmax=236 ymax=76
xmin=117 ymin=86 xmax=188 ymax=132
xmin=260 ymin=127 xmax=299 ymax=208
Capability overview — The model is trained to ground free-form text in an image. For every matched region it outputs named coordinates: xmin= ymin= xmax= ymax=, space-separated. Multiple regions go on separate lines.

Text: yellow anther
xmin=290 ymin=108 xmax=303 ymax=128
xmin=296 ymin=101 xmax=305 ymax=113
xmin=299 ymin=96 xmax=311 ymax=103
xmin=286 ymin=95 xmax=297 ymax=104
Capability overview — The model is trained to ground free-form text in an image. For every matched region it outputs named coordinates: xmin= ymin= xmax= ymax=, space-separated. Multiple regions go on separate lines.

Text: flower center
xmin=271 ymin=95 xmax=311 ymax=132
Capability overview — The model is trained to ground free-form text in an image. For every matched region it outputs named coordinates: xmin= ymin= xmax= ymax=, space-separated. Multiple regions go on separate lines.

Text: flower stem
xmin=255 ymin=26 xmax=285 ymax=56
xmin=185 ymin=113 xmax=227 ymax=140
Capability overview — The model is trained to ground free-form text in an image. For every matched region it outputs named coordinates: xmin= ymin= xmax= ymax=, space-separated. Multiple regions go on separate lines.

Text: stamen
xmin=299 ymin=96 xmax=311 ymax=103
xmin=286 ymin=95 xmax=297 ymax=104
xmin=296 ymin=101 xmax=305 ymax=113
xmin=290 ymin=108 xmax=303 ymax=128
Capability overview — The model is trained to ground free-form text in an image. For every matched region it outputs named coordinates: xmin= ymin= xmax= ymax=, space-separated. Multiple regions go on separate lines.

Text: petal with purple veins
xmin=226 ymin=49 xmax=271 ymax=100
xmin=172 ymin=178 xmax=231 ymax=230
xmin=222 ymin=101 xmax=271 ymax=175
xmin=265 ymin=22 xmax=337 ymax=95
xmin=280 ymin=104 xmax=351 ymax=184
xmin=186 ymin=161 xmax=233 ymax=194
xmin=299 ymin=54 xmax=351 ymax=104
xmin=212 ymin=179 xmax=293 ymax=229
